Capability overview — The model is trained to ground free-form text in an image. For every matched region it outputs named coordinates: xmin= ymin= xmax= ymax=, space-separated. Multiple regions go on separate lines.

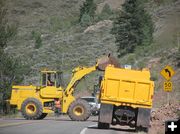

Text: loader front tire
xmin=68 ymin=99 xmax=91 ymax=121
xmin=21 ymin=98 xmax=43 ymax=120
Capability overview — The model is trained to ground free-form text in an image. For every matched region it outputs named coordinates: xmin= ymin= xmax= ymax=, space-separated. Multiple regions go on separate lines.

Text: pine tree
xmin=112 ymin=0 xmax=154 ymax=57
xmin=79 ymin=0 xmax=96 ymax=24
xmin=0 ymin=0 xmax=28 ymax=114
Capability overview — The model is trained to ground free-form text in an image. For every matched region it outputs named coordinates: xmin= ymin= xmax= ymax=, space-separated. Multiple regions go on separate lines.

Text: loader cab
xmin=40 ymin=70 xmax=63 ymax=98
xmin=41 ymin=70 xmax=64 ymax=88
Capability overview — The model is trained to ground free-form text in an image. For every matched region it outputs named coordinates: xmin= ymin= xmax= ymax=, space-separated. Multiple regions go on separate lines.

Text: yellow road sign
xmin=160 ymin=65 xmax=175 ymax=80
xmin=164 ymin=81 xmax=172 ymax=92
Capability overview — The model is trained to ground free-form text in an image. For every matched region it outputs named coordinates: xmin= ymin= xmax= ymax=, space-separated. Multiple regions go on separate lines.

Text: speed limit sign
xmin=164 ymin=81 xmax=172 ymax=92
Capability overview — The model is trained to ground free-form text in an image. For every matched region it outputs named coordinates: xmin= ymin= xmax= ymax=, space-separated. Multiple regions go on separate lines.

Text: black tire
xmin=21 ymin=98 xmax=43 ymax=120
xmin=68 ymin=99 xmax=91 ymax=121
xmin=98 ymin=122 xmax=110 ymax=129
xmin=37 ymin=113 xmax=48 ymax=119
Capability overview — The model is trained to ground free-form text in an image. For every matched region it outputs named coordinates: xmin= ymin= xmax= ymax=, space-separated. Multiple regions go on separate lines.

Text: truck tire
xmin=98 ymin=122 xmax=110 ymax=129
xmin=21 ymin=98 xmax=43 ymax=120
xmin=136 ymin=108 xmax=150 ymax=132
xmin=68 ymin=99 xmax=91 ymax=121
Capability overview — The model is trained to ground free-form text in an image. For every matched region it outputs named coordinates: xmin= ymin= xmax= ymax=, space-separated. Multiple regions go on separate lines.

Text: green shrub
xmin=151 ymin=70 xmax=158 ymax=81
xmin=102 ymin=3 xmax=112 ymax=15
xmin=99 ymin=3 xmax=113 ymax=20
xmin=50 ymin=17 xmax=72 ymax=32
xmin=137 ymin=61 xmax=146 ymax=69
xmin=125 ymin=53 xmax=136 ymax=65
xmin=0 ymin=53 xmax=30 ymax=111
xmin=80 ymin=13 xmax=92 ymax=26
xmin=31 ymin=31 xmax=42 ymax=49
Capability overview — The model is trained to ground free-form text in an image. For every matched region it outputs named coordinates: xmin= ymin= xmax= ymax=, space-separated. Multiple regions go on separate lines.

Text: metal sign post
xmin=167 ymin=92 xmax=170 ymax=105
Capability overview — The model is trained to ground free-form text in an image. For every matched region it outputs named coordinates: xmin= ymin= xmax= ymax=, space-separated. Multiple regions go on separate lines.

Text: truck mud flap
xmin=136 ymin=108 xmax=151 ymax=128
xmin=99 ymin=103 xmax=113 ymax=123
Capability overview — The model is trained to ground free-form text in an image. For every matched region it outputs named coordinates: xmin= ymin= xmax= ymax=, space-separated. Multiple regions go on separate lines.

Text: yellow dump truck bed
xmin=101 ymin=66 xmax=154 ymax=109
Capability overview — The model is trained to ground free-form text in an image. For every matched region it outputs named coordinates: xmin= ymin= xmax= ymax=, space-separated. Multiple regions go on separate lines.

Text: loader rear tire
xmin=68 ymin=99 xmax=91 ymax=121
xmin=21 ymin=98 xmax=43 ymax=120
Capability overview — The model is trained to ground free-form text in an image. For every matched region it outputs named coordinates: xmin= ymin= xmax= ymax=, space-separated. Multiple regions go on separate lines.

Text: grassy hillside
xmin=5 ymin=0 xmax=180 ymax=103
xmin=5 ymin=0 xmax=117 ymax=84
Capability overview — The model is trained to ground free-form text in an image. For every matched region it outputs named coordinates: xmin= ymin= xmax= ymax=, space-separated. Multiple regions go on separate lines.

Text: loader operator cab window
xmin=41 ymin=71 xmax=63 ymax=87
xmin=56 ymin=72 xmax=64 ymax=88
xmin=42 ymin=73 xmax=47 ymax=86
xmin=47 ymin=73 xmax=55 ymax=86
xmin=41 ymin=72 xmax=55 ymax=87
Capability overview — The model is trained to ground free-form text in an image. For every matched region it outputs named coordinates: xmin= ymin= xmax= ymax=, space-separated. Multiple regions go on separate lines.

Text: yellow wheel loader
xmin=9 ymin=55 xmax=118 ymax=120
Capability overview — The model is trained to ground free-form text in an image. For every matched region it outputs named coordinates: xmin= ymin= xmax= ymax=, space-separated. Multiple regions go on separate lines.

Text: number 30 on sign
xmin=164 ymin=81 xmax=172 ymax=92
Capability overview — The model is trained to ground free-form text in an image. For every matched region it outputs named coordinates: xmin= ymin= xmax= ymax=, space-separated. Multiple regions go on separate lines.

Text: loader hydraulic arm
xmin=64 ymin=65 xmax=97 ymax=97
xmin=62 ymin=64 xmax=98 ymax=113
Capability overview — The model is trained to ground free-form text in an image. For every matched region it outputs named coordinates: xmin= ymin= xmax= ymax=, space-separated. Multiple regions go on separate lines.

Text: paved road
xmin=82 ymin=124 xmax=136 ymax=134
xmin=0 ymin=116 xmax=137 ymax=134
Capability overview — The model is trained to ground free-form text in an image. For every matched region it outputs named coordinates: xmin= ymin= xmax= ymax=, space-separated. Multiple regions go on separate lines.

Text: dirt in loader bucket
xmin=97 ymin=54 xmax=120 ymax=71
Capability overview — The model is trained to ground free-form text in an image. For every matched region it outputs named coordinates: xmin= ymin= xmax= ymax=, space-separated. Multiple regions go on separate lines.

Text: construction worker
xmin=54 ymin=98 xmax=61 ymax=117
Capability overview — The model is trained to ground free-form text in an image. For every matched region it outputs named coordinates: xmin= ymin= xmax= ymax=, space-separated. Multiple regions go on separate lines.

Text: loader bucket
xmin=97 ymin=55 xmax=120 ymax=71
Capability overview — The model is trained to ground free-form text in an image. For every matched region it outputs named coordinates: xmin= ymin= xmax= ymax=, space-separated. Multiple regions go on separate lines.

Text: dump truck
xmin=9 ymin=55 xmax=118 ymax=121
xmin=98 ymin=65 xmax=154 ymax=131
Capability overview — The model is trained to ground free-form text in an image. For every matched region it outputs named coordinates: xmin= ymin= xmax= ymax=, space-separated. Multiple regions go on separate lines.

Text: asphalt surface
xmin=0 ymin=116 xmax=137 ymax=134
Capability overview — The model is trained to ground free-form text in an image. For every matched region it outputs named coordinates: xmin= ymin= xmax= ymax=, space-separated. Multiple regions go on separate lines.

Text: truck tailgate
xmin=101 ymin=66 xmax=154 ymax=108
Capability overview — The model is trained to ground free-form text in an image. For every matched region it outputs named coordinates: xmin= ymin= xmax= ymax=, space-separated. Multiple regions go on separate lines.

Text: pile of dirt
xmin=151 ymin=103 xmax=179 ymax=122
xmin=149 ymin=103 xmax=179 ymax=134
xmin=97 ymin=55 xmax=120 ymax=71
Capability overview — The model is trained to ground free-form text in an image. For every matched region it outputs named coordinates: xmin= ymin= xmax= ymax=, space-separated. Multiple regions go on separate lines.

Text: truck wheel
xmin=98 ymin=122 xmax=110 ymax=129
xmin=21 ymin=98 xmax=43 ymax=120
xmin=68 ymin=99 xmax=91 ymax=121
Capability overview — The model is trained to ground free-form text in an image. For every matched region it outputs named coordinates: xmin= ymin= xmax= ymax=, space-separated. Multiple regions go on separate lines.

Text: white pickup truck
xmin=81 ymin=96 xmax=100 ymax=115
